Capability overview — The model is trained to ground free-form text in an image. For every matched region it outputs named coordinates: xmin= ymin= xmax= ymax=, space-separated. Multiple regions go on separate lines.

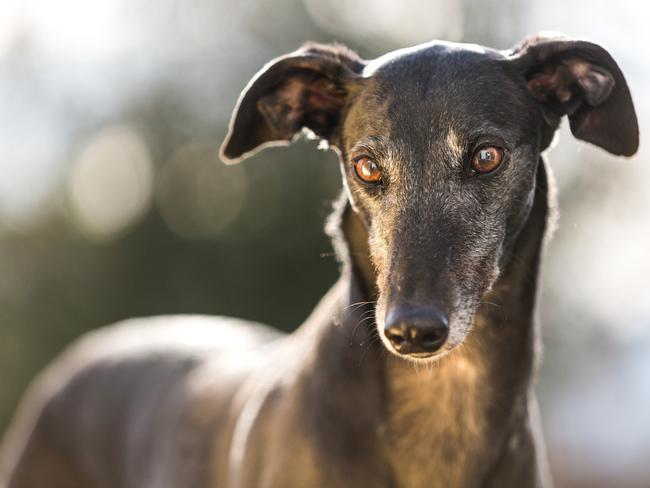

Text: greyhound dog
xmin=0 ymin=33 xmax=638 ymax=488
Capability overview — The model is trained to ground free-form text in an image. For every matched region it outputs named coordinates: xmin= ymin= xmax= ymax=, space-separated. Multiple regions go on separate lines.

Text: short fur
xmin=0 ymin=33 xmax=638 ymax=488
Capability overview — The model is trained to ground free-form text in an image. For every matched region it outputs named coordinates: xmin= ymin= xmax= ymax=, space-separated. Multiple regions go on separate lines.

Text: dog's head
xmin=221 ymin=34 xmax=638 ymax=361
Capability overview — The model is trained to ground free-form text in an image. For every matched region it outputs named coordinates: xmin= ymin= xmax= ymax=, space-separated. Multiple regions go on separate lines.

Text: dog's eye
xmin=354 ymin=157 xmax=382 ymax=184
xmin=471 ymin=146 xmax=504 ymax=174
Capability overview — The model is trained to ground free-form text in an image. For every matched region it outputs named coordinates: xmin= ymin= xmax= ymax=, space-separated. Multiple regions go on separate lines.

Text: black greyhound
xmin=0 ymin=33 xmax=638 ymax=488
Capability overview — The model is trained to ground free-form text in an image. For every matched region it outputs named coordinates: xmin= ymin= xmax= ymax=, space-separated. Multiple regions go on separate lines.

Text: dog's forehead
xmin=362 ymin=40 xmax=503 ymax=78
xmin=359 ymin=41 xmax=518 ymax=113
xmin=345 ymin=41 xmax=532 ymax=158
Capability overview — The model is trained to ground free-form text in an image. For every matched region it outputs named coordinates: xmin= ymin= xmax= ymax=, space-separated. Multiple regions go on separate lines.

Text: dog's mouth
xmin=402 ymin=351 xmax=439 ymax=360
xmin=380 ymin=336 xmax=460 ymax=362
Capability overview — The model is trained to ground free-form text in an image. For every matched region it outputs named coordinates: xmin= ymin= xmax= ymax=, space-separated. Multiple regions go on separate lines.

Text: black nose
xmin=384 ymin=307 xmax=449 ymax=356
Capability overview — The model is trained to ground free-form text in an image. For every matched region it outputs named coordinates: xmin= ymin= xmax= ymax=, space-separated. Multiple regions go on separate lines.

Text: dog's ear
xmin=507 ymin=33 xmax=638 ymax=156
xmin=220 ymin=43 xmax=364 ymax=164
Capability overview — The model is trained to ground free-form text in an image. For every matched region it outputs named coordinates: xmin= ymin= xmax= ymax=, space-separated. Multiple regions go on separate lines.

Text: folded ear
xmin=508 ymin=33 xmax=639 ymax=156
xmin=220 ymin=43 xmax=364 ymax=164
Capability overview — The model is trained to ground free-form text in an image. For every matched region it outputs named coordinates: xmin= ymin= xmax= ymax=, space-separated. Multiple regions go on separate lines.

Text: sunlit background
xmin=0 ymin=1 xmax=648 ymax=486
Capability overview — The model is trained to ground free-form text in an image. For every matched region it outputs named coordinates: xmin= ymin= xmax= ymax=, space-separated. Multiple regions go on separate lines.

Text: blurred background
xmin=0 ymin=0 xmax=648 ymax=486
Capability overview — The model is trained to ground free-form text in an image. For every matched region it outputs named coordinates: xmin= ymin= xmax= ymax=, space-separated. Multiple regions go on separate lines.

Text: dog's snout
xmin=384 ymin=307 xmax=449 ymax=356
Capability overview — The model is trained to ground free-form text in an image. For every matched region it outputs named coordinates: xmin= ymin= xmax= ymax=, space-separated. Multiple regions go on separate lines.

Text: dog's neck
xmin=318 ymin=158 xmax=552 ymax=485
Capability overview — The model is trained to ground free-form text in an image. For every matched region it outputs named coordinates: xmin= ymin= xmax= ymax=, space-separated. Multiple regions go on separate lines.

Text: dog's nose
xmin=384 ymin=307 xmax=449 ymax=356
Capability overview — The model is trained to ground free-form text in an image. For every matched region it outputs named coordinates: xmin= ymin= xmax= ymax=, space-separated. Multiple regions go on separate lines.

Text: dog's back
xmin=0 ymin=316 xmax=280 ymax=488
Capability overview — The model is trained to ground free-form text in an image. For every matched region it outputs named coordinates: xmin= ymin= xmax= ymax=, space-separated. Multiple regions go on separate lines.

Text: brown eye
xmin=471 ymin=146 xmax=504 ymax=174
xmin=354 ymin=157 xmax=382 ymax=184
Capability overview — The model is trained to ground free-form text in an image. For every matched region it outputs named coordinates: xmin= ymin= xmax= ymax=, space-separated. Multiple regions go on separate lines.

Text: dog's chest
xmin=383 ymin=355 xmax=492 ymax=488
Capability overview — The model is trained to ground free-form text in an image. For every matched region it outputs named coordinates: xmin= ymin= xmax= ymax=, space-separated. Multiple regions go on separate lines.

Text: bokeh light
xmin=304 ymin=0 xmax=463 ymax=48
xmin=156 ymin=142 xmax=247 ymax=239
xmin=68 ymin=125 xmax=153 ymax=241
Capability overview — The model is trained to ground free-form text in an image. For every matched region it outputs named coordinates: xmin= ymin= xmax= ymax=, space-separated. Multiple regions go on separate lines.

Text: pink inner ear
xmin=527 ymin=58 xmax=615 ymax=108
xmin=527 ymin=64 xmax=574 ymax=103
xmin=256 ymin=74 xmax=347 ymax=139
xmin=307 ymin=78 xmax=346 ymax=112
xmin=569 ymin=60 xmax=615 ymax=106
